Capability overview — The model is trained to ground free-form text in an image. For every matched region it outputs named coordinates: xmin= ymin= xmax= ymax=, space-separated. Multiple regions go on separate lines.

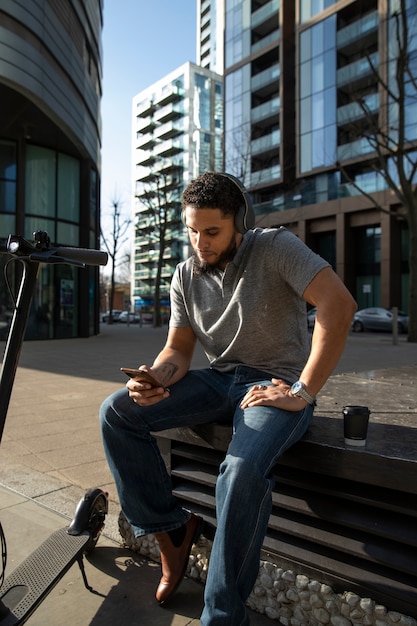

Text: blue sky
xmin=100 ymin=2 xmax=197 ymax=218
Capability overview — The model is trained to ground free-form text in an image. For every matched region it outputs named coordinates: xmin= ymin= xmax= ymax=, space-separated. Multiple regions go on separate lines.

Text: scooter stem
xmin=0 ymin=259 xmax=39 ymax=443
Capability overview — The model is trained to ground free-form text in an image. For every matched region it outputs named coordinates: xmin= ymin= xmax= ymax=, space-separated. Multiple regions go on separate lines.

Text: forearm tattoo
xmin=157 ymin=362 xmax=179 ymax=386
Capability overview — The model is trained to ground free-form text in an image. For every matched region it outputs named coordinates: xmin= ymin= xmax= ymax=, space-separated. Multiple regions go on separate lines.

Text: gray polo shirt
xmin=170 ymin=227 xmax=329 ymax=382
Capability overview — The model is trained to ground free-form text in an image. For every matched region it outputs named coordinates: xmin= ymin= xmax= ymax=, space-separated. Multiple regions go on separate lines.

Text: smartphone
xmin=120 ymin=367 xmax=164 ymax=388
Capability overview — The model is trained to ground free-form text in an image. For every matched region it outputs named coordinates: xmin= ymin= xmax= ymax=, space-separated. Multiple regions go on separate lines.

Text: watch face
xmin=291 ymin=381 xmax=303 ymax=394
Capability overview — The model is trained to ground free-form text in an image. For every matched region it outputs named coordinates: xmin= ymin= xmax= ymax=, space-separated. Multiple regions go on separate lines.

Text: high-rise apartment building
xmin=223 ymin=0 xmax=410 ymax=313
xmin=197 ymin=0 xmax=225 ymax=73
xmin=132 ymin=0 xmax=410 ymax=316
xmin=131 ymin=62 xmax=223 ymax=308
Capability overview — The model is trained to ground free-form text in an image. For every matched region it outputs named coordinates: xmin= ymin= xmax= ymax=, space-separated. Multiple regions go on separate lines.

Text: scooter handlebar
xmin=52 ymin=246 xmax=108 ymax=266
xmin=0 ymin=235 xmax=108 ymax=267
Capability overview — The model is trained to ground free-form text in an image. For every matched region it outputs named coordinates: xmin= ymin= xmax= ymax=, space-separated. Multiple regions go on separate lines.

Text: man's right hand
xmin=126 ymin=368 xmax=170 ymax=406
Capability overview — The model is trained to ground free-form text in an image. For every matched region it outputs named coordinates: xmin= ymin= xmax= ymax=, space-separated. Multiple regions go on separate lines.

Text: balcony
xmin=155 ymin=103 xmax=184 ymax=124
xmin=135 ymin=265 xmax=174 ymax=281
xmin=135 ymin=151 xmax=156 ymax=167
xmin=339 ymin=174 xmax=386 ymax=197
xmin=251 ymin=129 xmax=280 ymax=156
xmin=136 ymin=119 xmax=156 ymax=135
xmin=337 ymin=92 xmax=379 ymax=127
xmin=251 ymin=63 xmax=280 ymax=95
xmin=337 ymin=12 xmax=378 ymax=54
xmin=136 ymin=100 xmax=155 ymax=119
xmin=252 ymin=0 xmax=279 ymax=29
xmin=154 ymin=138 xmax=183 ymax=158
xmin=250 ymin=163 xmax=281 ymax=187
xmin=201 ymin=13 xmax=210 ymax=31
xmin=252 ymin=96 xmax=280 ymax=124
xmin=252 ymin=29 xmax=280 ymax=55
xmin=337 ymin=52 xmax=379 ymax=89
xmin=337 ymin=136 xmax=375 ymax=162
xmin=154 ymin=119 xmax=184 ymax=140
xmin=135 ymin=170 xmax=158 ymax=184
xmin=156 ymin=158 xmax=184 ymax=176
xmin=154 ymin=85 xmax=184 ymax=108
xmin=136 ymin=135 xmax=157 ymax=151
xmin=200 ymin=39 xmax=211 ymax=57
xmin=135 ymin=268 xmax=155 ymax=281
xmin=253 ymin=196 xmax=285 ymax=214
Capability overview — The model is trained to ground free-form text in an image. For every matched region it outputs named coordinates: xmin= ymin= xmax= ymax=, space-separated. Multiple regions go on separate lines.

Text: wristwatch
xmin=290 ymin=381 xmax=315 ymax=405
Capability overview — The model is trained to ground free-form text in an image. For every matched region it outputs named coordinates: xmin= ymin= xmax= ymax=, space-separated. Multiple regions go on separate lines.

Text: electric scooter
xmin=0 ymin=231 xmax=109 ymax=625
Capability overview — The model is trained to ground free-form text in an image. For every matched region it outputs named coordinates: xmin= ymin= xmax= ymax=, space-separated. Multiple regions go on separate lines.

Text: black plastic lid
xmin=343 ymin=405 xmax=370 ymax=415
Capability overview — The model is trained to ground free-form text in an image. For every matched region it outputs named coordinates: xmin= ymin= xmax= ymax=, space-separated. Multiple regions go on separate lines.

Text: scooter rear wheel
xmin=67 ymin=487 xmax=108 ymax=552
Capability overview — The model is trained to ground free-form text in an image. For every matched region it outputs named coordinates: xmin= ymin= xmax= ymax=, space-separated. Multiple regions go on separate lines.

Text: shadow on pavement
xmin=86 ymin=546 xmax=204 ymax=625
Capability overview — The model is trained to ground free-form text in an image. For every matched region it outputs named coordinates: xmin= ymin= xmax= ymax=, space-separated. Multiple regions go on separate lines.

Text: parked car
xmin=306 ymin=307 xmax=317 ymax=330
xmin=118 ymin=311 xmax=141 ymax=324
xmin=352 ymin=307 xmax=408 ymax=333
xmin=141 ymin=312 xmax=153 ymax=324
xmin=101 ymin=309 xmax=122 ymax=323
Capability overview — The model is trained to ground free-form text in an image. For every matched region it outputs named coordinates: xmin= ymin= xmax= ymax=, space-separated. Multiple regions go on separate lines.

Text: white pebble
xmin=330 ymin=616 xmax=352 ymax=626
xmin=296 ymin=574 xmax=309 ymax=589
xmin=260 ymin=573 xmax=273 ymax=589
xmin=312 ymin=607 xmax=330 ymax=623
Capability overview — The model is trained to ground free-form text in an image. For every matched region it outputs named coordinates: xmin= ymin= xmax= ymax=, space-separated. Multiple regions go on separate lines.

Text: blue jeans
xmin=100 ymin=366 xmax=314 ymax=625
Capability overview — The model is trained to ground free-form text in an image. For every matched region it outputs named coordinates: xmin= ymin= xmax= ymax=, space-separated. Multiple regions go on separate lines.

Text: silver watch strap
xmin=298 ymin=386 xmax=315 ymax=405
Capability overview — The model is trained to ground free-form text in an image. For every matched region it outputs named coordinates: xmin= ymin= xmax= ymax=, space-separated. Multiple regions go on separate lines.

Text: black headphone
xmin=182 ymin=172 xmax=255 ymax=234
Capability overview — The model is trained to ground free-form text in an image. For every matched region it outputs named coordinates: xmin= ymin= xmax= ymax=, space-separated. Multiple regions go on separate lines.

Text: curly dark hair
xmin=181 ymin=172 xmax=243 ymax=218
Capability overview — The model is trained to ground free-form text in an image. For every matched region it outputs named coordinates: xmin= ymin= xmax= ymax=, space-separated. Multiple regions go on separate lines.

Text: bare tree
xmin=337 ymin=0 xmax=417 ymax=341
xmin=100 ymin=197 xmax=131 ymax=324
xmin=135 ymin=171 xmax=183 ymax=327
xmin=225 ymin=123 xmax=252 ymax=182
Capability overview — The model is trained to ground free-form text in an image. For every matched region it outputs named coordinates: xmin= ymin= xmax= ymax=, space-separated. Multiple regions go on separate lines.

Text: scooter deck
xmin=0 ymin=527 xmax=90 ymax=625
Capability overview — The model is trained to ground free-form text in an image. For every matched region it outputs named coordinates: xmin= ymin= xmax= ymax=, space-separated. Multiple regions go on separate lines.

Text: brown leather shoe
xmin=154 ymin=513 xmax=204 ymax=605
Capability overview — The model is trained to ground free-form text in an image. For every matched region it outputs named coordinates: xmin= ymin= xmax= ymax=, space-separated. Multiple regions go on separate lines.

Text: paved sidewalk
xmin=0 ymin=484 xmax=209 ymax=626
xmin=0 ymin=323 xmax=416 ymax=624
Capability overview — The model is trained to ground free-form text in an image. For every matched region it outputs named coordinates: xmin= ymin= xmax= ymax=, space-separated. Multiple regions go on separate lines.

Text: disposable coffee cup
xmin=343 ymin=405 xmax=370 ymax=447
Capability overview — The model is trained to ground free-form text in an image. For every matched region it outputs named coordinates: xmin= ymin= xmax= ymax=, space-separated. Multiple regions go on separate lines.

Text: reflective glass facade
xmin=0 ymin=1 xmax=103 ymax=339
xmin=388 ymin=0 xmax=417 ymax=144
xmin=299 ymin=16 xmax=337 ymax=172
xmin=224 ymin=0 xmax=281 ymax=196
xmin=300 ymin=0 xmax=338 ymax=23
xmin=24 ymin=146 xmax=80 ymax=244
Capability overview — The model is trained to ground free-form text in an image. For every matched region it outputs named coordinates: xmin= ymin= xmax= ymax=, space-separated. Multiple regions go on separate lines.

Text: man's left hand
xmin=239 ymin=378 xmax=308 ymax=412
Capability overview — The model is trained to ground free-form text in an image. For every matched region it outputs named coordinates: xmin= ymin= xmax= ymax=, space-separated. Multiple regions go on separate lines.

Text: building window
xmin=354 ymin=226 xmax=381 ymax=309
xmin=25 ymin=145 xmax=80 ymax=243
xmin=57 ymin=153 xmax=80 ymax=223
xmin=0 ymin=140 xmax=17 ymax=236
xmin=299 ymin=15 xmax=337 ymax=173
xmin=300 ymin=0 xmax=338 ymax=23
xmin=312 ymin=230 xmax=336 ymax=268
xmin=0 ymin=140 xmax=17 ymax=214
xmin=388 ymin=0 xmax=417 ymax=143
xmin=225 ymin=0 xmax=244 ymax=67
xmin=225 ymin=67 xmax=251 ymax=175
xmin=194 ymin=73 xmax=211 ymax=129
xmin=25 ymin=146 xmax=56 ymax=218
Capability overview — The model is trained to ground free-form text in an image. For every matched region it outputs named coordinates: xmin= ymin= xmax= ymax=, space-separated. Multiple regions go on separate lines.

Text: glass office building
xmin=0 ymin=1 xmax=103 ymax=339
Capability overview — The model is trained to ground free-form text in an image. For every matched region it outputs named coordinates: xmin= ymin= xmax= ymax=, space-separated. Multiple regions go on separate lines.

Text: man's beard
xmin=191 ymin=235 xmax=238 ymax=277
